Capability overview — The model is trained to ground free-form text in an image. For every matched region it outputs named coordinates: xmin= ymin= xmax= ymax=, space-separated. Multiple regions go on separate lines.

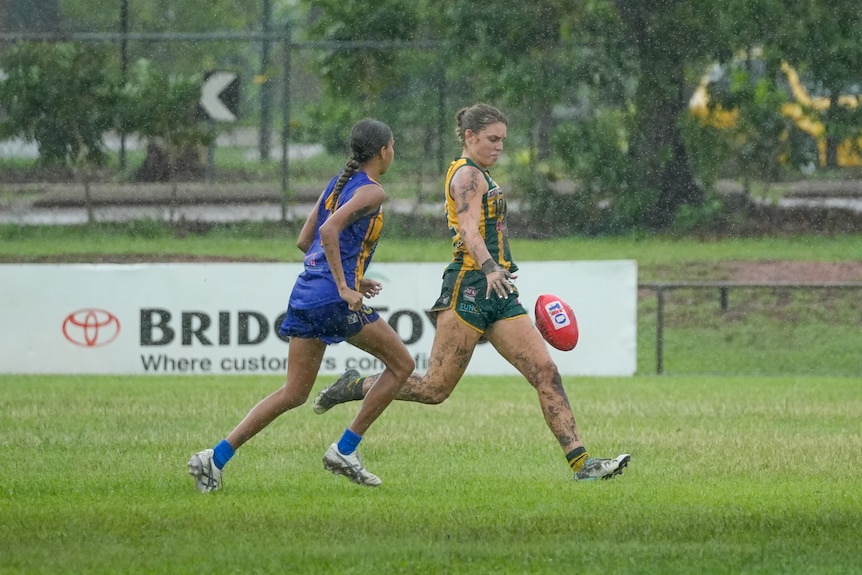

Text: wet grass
xmin=2 ymin=225 xmax=862 ymax=265
xmin=1 ymin=228 xmax=859 ymax=572
xmin=1 ymin=374 xmax=860 ymax=574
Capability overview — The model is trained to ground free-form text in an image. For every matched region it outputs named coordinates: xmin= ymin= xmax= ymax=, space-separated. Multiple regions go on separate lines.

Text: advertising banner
xmin=0 ymin=261 xmax=636 ymax=376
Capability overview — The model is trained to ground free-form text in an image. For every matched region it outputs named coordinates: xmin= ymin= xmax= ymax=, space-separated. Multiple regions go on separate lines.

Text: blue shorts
xmin=278 ymin=300 xmax=380 ymax=345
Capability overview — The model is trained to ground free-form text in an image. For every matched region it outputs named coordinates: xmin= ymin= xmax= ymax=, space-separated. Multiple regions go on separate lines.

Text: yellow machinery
xmin=689 ymin=59 xmax=862 ymax=167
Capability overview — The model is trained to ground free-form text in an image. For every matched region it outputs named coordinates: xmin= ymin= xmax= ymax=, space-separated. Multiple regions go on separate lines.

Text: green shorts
xmin=429 ymin=268 xmax=527 ymax=333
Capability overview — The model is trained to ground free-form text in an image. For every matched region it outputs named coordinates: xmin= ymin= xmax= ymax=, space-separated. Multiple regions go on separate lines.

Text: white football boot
xmin=322 ymin=443 xmax=382 ymax=486
xmin=188 ymin=448 xmax=223 ymax=493
xmin=573 ymin=454 xmax=631 ymax=481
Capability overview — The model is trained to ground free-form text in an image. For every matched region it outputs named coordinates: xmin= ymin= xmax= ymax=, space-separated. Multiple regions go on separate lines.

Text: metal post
xmin=280 ymin=20 xmax=292 ymax=222
xmin=205 ymin=119 xmax=215 ymax=185
xmin=119 ymin=0 xmax=129 ymax=170
xmin=720 ymin=286 xmax=728 ymax=312
xmin=259 ymin=0 xmax=272 ymax=162
xmin=656 ymin=286 xmax=665 ymax=374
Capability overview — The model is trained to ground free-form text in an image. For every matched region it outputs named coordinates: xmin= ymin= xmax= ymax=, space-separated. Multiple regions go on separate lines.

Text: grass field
xmin=3 ymin=225 xmax=862 ymax=266
xmin=1 ymin=374 xmax=860 ymax=574
xmin=1 ymin=228 xmax=860 ymax=572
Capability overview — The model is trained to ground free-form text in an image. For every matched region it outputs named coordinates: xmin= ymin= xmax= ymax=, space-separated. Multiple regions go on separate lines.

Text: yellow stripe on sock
xmin=569 ymin=451 xmax=589 ymax=472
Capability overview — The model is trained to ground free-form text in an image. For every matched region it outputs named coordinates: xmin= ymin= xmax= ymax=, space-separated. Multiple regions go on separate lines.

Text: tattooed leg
xmin=358 ymin=309 xmax=481 ymax=404
xmin=486 ymin=315 xmax=584 ymax=454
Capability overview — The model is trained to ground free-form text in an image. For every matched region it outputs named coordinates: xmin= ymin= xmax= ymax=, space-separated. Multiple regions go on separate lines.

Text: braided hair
xmin=330 ymin=119 xmax=393 ymax=208
xmin=455 ymin=103 xmax=507 ymax=147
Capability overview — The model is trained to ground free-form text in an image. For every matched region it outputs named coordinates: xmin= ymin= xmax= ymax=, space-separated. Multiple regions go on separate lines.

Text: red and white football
xmin=534 ymin=294 xmax=579 ymax=351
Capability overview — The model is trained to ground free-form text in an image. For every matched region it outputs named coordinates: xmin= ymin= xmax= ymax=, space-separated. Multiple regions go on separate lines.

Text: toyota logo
xmin=62 ymin=308 xmax=121 ymax=348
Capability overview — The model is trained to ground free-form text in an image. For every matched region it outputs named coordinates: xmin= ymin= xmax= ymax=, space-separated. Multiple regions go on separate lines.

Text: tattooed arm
xmin=450 ymin=166 xmax=514 ymax=299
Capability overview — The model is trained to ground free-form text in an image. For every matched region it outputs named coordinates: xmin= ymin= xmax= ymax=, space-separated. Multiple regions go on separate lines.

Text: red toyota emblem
xmin=62 ymin=308 xmax=121 ymax=348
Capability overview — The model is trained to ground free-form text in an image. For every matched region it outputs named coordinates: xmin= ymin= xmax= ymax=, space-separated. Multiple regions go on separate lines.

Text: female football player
xmin=188 ymin=119 xmax=413 ymax=491
xmin=312 ymin=104 xmax=630 ymax=481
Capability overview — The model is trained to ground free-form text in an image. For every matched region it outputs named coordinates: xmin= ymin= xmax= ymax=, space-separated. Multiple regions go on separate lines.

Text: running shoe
xmin=322 ymin=443 xmax=382 ymax=486
xmin=573 ymin=454 xmax=631 ymax=481
xmin=188 ymin=448 xmax=222 ymax=493
xmin=312 ymin=369 xmax=362 ymax=414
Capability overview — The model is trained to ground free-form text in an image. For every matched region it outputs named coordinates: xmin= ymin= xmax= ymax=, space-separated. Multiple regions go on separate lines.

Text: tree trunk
xmin=825 ymin=91 xmax=840 ymax=168
xmin=617 ymin=1 xmax=703 ymax=230
xmin=534 ymin=104 xmax=555 ymax=161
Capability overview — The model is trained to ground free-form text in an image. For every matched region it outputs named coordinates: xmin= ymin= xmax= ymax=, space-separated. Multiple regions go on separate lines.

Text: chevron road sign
xmin=199 ymin=71 xmax=239 ymax=122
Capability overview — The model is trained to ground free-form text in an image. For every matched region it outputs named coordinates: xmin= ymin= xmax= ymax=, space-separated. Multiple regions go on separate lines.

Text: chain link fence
xmin=0 ymin=16 xmax=451 ymax=223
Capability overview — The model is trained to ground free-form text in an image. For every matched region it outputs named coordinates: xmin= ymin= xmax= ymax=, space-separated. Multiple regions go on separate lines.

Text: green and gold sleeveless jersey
xmin=443 ymin=157 xmax=518 ymax=273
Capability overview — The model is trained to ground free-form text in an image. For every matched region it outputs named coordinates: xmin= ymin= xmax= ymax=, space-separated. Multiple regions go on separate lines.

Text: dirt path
xmin=726 ymin=261 xmax=862 ymax=282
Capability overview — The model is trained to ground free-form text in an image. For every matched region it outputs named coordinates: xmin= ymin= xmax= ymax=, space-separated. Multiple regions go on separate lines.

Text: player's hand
xmin=484 ymin=266 xmax=517 ymax=299
xmin=358 ymin=278 xmax=382 ymax=299
xmin=338 ymin=287 xmax=365 ymax=311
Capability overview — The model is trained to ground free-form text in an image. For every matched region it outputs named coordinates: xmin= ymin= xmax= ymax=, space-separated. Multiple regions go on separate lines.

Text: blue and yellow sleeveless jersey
xmin=289 ymin=171 xmax=384 ymax=308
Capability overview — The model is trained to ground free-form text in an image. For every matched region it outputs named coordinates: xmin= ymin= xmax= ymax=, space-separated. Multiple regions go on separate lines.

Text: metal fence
xmin=0 ymin=25 xmax=457 ymax=230
xmin=0 ymin=28 xmax=445 ymax=190
xmin=639 ymin=281 xmax=862 ymax=375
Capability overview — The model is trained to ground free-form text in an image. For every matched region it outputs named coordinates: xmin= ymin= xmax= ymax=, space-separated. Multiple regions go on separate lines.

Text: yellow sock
xmin=566 ymin=446 xmax=589 ymax=472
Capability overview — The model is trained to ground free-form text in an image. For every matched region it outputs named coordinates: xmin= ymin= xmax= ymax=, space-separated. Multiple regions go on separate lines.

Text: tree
xmin=58 ymin=0 xmax=266 ymax=127
xmin=297 ymin=0 xmax=445 ymax=174
xmin=117 ymin=59 xmax=211 ymax=181
xmin=444 ymin=1 xmax=569 ymax=160
xmin=58 ymin=0 xmax=263 ymax=72
xmin=606 ymin=0 xmax=737 ymax=229
xmin=0 ymin=42 xmax=118 ymax=167
xmin=298 ymin=0 xmax=737 ymax=231
xmin=0 ymin=42 xmax=122 ymax=222
xmin=302 ymin=0 xmax=417 ymax=108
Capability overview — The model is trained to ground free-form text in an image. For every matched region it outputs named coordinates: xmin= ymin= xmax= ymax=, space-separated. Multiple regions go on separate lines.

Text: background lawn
xmin=1 ymin=374 xmax=860 ymax=574
xmin=1 ymin=227 xmax=860 ymax=572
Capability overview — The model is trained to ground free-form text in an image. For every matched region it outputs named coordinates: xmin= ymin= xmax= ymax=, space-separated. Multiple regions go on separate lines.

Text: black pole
xmin=280 ymin=20 xmax=292 ymax=222
xmin=656 ymin=287 xmax=665 ymax=374
xmin=206 ymin=120 xmax=216 ymax=185
xmin=259 ymin=0 xmax=272 ymax=162
xmin=119 ymin=0 xmax=129 ymax=170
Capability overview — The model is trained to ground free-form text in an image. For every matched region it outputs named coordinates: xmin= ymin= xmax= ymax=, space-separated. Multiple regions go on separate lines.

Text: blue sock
xmin=337 ymin=428 xmax=362 ymax=455
xmin=212 ymin=439 xmax=235 ymax=470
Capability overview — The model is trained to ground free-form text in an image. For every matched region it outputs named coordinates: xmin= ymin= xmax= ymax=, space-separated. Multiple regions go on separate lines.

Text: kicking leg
xmin=313 ymin=309 xmax=482 ymax=411
xmin=486 ymin=315 xmax=630 ymax=480
xmin=485 ymin=316 xmax=583 ymax=453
